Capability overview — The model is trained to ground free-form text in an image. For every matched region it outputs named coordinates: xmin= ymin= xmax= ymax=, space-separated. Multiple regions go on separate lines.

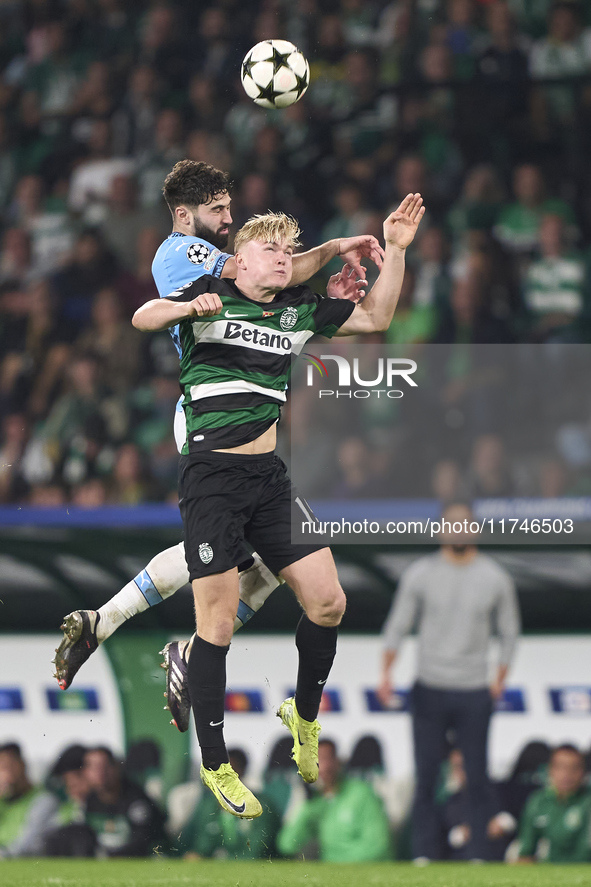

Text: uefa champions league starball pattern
xmin=241 ymin=40 xmax=310 ymax=109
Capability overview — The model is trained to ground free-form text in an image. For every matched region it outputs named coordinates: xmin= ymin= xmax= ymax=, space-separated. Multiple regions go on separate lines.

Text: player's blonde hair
xmin=233 ymin=212 xmax=302 ymax=254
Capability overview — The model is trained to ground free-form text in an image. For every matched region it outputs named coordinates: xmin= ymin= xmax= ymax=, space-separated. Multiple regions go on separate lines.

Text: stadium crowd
xmin=1 ymin=0 xmax=591 ymax=504
xmin=1 ymin=735 xmax=590 ymax=861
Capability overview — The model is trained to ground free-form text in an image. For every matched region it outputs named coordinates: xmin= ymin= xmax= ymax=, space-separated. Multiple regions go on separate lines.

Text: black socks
xmin=295 ymin=614 xmax=338 ymax=723
xmin=188 ymin=635 xmax=230 ymax=771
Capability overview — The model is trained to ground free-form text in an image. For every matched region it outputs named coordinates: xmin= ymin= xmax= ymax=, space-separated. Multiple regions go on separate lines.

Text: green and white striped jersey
xmin=524 ymin=255 xmax=585 ymax=317
xmin=166 ymin=274 xmax=355 ymax=453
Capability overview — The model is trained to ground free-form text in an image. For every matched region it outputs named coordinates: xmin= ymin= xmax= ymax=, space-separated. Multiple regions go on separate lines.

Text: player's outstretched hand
xmin=189 ymin=292 xmax=223 ymax=318
xmin=338 ymin=234 xmax=385 ymax=279
xmin=327 ymin=263 xmax=367 ymax=302
xmin=384 ymin=193 xmax=425 ymax=250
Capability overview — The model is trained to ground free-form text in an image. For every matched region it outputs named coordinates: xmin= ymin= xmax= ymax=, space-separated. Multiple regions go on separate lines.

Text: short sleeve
xmin=164 ymin=276 xmax=212 ymax=302
xmin=182 ymin=240 xmax=231 ymax=278
xmin=313 ymin=296 xmax=356 ymax=338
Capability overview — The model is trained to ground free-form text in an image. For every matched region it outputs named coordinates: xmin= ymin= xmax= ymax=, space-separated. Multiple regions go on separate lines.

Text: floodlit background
xmin=1 ymin=0 xmax=591 ymax=866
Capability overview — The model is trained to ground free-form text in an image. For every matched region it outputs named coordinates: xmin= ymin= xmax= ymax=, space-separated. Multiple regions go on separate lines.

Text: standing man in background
xmin=377 ymin=501 xmax=520 ymax=862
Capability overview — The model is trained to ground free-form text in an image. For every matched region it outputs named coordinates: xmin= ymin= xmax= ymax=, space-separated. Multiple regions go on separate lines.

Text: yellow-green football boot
xmin=277 ymin=696 xmax=321 ymax=783
xmin=200 ymin=762 xmax=262 ymax=819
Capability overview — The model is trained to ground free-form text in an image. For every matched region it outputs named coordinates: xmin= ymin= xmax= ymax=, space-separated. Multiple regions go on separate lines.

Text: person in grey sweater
xmin=377 ymin=502 xmax=520 ymax=862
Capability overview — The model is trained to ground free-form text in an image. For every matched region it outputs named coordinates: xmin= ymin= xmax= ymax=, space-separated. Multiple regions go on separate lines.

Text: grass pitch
xmin=1 ymin=859 xmax=590 ymax=887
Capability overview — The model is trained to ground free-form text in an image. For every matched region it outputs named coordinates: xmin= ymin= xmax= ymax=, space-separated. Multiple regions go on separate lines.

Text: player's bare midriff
xmin=213 ymin=423 xmax=277 ymax=455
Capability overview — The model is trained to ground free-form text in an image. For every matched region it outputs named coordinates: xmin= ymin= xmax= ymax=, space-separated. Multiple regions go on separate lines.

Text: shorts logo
xmin=199 ymin=542 xmax=214 ymax=564
xmin=187 ymin=243 xmax=211 ymax=265
xmin=280 ymin=306 xmax=298 ymax=330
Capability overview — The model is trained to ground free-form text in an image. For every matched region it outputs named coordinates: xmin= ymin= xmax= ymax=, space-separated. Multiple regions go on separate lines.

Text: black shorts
xmin=178 ymin=451 xmax=327 ymax=581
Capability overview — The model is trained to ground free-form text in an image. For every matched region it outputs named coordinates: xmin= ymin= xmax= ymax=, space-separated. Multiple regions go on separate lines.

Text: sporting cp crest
xmin=187 ymin=243 xmax=211 ymax=265
xmin=280 ymin=306 xmax=298 ymax=330
xmin=198 ymin=542 xmax=214 ymax=564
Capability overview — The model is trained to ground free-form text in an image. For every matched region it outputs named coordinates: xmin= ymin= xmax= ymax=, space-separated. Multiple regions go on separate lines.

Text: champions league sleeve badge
xmin=187 ymin=243 xmax=211 ymax=265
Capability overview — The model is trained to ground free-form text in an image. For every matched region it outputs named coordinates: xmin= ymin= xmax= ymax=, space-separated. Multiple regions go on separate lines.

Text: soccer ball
xmin=241 ymin=40 xmax=310 ymax=110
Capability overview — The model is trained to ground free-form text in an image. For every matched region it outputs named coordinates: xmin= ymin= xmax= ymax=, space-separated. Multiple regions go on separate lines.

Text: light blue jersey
xmin=151 ymin=232 xmax=232 ymax=356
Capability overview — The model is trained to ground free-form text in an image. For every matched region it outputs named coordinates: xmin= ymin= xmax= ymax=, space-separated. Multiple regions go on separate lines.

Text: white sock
xmin=97 ymin=543 xmax=189 ymax=643
xmin=96 ymin=545 xmax=280 ymax=645
xmin=183 ymin=553 xmax=281 ymax=659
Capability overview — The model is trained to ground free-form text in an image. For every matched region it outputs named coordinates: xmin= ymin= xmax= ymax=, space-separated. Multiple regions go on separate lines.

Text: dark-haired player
xmin=54 ymin=160 xmax=384 ymax=730
xmin=132 ymin=196 xmax=424 ymax=818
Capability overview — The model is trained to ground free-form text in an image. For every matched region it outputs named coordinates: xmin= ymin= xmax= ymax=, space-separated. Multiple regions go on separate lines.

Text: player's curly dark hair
xmin=162 ymin=160 xmax=233 ymax=213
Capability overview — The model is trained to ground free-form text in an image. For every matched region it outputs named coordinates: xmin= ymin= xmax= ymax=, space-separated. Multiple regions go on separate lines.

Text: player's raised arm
xmin=335 ymin=194 xmax=425 ymax=336
xmin=132 ymin=291 xmax=223 ymax=332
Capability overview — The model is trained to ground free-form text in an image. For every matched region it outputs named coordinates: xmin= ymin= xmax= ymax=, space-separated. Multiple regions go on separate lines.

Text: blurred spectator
xmin=0 ymin=743 xmax=58 ymax=857
xmin=385 ymin=266 xmax=438 ymax=344
xmin=347 ymin=735 xmax=385 ymax=777
xmin=308 ymin=14 xmax=348 ymax=113
xmin=378 ymin=502 xmax=520 ymax=861
xmin=438 ymin=748 xmax=516 ymax=860
xmin=27 ymin=483 xmax=67 ymax=506
xmin=331 ymin=436 xmax=385 ymax=498
xmin=494 ymin=163 xmax=575 ymax=257
xmin=115 ymin=225 xmax=160 ymax=313
xmin=447 ymin=164 xmax=505 ymax=257
xmin=388 ymin=155 xmax=432 ymax=234
xmin=24 ymin=22 xmax=86 ymax=124
xmin=332 ymin=49 xmax=397 ymax=164
xmin=0 ymin=414 xmax=29 ymax=502
xmin=434 ymin=267 xmax=514 ymax=343
xmin=137 ymin=108 xmax=184 ymax=208
xmin=194 ymin=7 xmax=241 ymax=85
xmin=277 ymin=738 xmax=392 ymax=861
xmin=0 ymin=113 xmax=16 ymax=211
xmin=25 ymin=278 xmax=74 ymax=418
xmin=98 ymin=174 xmax=167 ymax=272
xmin=185 ymin=75 xmax=227 ymax=133
xmin=231 ymin=172 xmax=274 ymax=232
xmin=521 ymin=213 xmax=587 ymax=341
xmin=320 ymin=181 xmax=373 ymax=275
xmin=111 ymin=65 xmax=161 ymax=159
xmin=412 ymin=42 xmax=463 ymax=206
xmin=69 ymin=119 xmax=135 ymax=223
xmin=136 ymin=4 xmax=189 ymax=93
xmin=74 ymin=287 xmax=143 ymax=393
xmin=529 ymin=2 xmax=591 ymax=129
xmin=0 ymin=227 xmax=34 ymax=285
xmin=69 ymin=61 xmax=117 ymax=136
xmin=530 ymin=3 xmax=591 ymax=79
xmin=185 ymin=129 xmax=232 ymax=173
xmin=182 ymin=747 xmax=280 ymax=860
xmin=518 ymin=744 xmax=591 ymax=863
xmin=71 ymin=477 xmax=108 ymax=507
xmin=125 ymin=741 xmax=162 ymax=805
xmin=444 ymin=0 xmax=481 ymax=80
xmin=108 ymin=442 xmax=160 ymax=505
xmin=496 ymin=740 xmax=551 ymax=823
xmin=475 ymin=1 xmax=530 ymax=138
xmin=431 ymin=458 xmax=466 ymax=502
xmin=44 ymin=744 xmax=96 ymax=857
xmin=83 ymin=746 xmax=165 ymax=857
xmin=411 ymin=226 xmax=451 ymax=310
xmin=467 ymin=433 xmax=516 ymax=498
xmin=34 ymin=354 xmax=112 ymax=488
xmin=52 ymin=229 xmax=119 ymax=329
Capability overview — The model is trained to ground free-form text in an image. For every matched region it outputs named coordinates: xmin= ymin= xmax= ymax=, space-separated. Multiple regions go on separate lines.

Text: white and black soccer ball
xmin=241 ymin=40 xmax=310 ymax=110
